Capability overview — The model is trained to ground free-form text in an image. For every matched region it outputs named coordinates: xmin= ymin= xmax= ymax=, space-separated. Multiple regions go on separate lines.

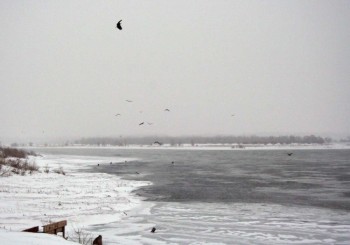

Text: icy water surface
xmin=96 ymin=202 xmax=350 ymax=244
xmin=91 ymin=149 xmax=350 ymax=210
xmin=35 ymin=147 xmax=350 ymax=244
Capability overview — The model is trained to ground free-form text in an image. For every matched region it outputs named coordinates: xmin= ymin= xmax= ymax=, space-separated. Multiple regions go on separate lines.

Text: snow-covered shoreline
xmin=1 ymin=146 xmax=350 ymax=244
xmin=0 ymin=153 xmax=153 ymax=244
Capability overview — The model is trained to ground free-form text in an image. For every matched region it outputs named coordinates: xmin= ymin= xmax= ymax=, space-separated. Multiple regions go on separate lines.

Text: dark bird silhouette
xmin=123 ymin=212 xmax=127 ymax=216
xmin=231 ymin=114 xmax=235 ymax=116
xmin=171 ymin=161 xmax=174 ymax=164
xmin=97 ymin=164 xmax=100 ymax=166
xmin=135 ymin=172 xmax=140 ymax=174
xmin=164 ymin=109 xmax=170 ymax=111
xmin=115 ymin=114 xmax=121 ymax=116
xmin=287 ymin=153 xmax=293 ymax=156
xmin=139 ymin=122 xmax=144 ymax=126
xmin=151 ymin=227 xmax=156 ymax=233
xmin=116 ymin=20 xmax=122 ymax=30
xmin=154 ymin=141 xmax=162 ymax=145
xmin=126 ymin=100 xmax=133 ymax=102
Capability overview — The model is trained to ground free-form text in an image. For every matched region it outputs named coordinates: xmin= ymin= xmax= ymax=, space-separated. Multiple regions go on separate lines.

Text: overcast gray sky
xmin=1 ymin=0 xmax=349 ymax=142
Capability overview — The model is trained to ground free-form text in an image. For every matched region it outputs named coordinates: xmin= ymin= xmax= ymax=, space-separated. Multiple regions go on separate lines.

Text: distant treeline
xmin=74 ymin=135 xmax=330 ymax=146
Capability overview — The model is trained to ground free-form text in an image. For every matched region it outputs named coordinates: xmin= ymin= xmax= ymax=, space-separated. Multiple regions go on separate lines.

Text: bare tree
xmin=68 ymin=225 xmax=93 ymax=245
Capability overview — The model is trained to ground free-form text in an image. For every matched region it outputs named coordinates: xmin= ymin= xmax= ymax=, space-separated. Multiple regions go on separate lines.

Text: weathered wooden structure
xmin=22 ymin=226 xmax=39 ymax=233
xmin=42 ymin=220 xmax=67 ymax=238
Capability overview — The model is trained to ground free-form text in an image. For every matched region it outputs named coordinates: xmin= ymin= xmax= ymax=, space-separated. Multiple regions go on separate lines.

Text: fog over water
xmin=1 ymin=1 xmax=350 ymax=143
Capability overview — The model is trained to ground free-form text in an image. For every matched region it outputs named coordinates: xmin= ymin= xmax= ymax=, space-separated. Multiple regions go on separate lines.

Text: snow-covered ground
xmin=0 ymin=228 xmax=78 ymax=245
xmin=0 ymin=154 xmax=152 ymax=244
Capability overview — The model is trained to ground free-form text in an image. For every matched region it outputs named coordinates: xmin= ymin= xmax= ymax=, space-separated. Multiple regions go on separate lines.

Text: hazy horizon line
xmin=2 ymin=132 xmax=349 ymax=145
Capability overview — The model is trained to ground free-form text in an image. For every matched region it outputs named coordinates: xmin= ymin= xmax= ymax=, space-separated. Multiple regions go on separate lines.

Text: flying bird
xmin=126 ymin=100 xmax=133 ymax=102
xmin=231 ymin=114 xmax=235 ymax=116
xmin=151 ymin=227 xmax=156 ymax=233
xmin=115 ymin=114 xmax=121 ymax=116
xmin=116 ymin=20 xmax=122 ymax=30
xmin=147 ymin=122 xmax=153 ymax=125
xmin=154 ymin=141 xmax=162 ymax=145
xmin=164 ymin=109 xmax=170 ymax=112
xmin=287 ymin=153 xmax=293 ymax=156
xmin=139 ymin=122 xmax=144 ymax=126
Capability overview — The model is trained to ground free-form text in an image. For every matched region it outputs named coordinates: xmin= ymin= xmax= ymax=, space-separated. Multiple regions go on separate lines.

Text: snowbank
xmin=0 ymin=229 xmax=77 ymax=245
xmin=0 ymin=154 xmax=151 ymax=244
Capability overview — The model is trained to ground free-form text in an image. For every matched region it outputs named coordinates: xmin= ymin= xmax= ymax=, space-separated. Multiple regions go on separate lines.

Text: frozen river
xmin=35 ymin=147 xmax=350 ymax=244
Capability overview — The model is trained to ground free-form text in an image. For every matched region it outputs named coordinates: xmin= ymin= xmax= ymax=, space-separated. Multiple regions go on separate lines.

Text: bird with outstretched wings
xmin=116 ymin=20 xmax=122 ymax=30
